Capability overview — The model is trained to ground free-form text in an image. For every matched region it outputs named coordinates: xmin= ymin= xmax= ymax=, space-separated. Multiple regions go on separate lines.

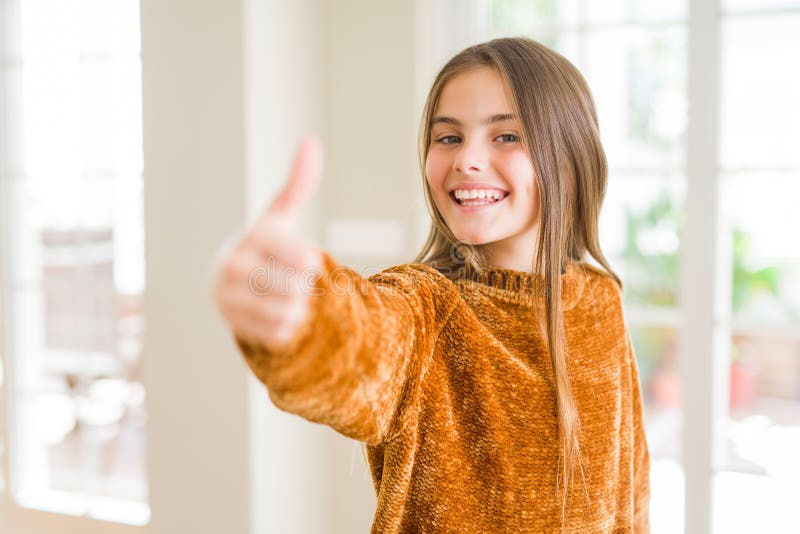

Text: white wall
xmin=243 ymin=1 xmax=331 ymax=533
xmin=139 ymin=0 xmax=250 ymax=533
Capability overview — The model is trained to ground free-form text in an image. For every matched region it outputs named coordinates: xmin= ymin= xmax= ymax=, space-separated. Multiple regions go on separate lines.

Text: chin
xmin=454 ymin=232 xmax=490 ymax=246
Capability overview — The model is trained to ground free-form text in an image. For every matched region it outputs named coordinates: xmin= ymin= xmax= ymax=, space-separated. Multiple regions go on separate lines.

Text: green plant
xmin=621 ymin=188 xmax=786 ymax=316
xmin=620 ymin=187 xmax=682 ymax=307
xmin=621 ymin=188 xmax=792 ymax=373
xmin=731 ymin=227 xmax=783 ymax=313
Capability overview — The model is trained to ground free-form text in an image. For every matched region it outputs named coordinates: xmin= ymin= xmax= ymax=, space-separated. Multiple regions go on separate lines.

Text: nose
xmin=453 ymin=138 xmax=487 ymax=175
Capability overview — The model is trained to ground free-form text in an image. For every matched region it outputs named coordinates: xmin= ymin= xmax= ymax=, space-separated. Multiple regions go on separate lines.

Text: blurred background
xmin=0 ymin=0 xmax=798 ymax=533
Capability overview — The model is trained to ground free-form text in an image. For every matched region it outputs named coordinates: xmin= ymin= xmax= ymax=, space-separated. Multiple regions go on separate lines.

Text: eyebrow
xmin=431 ymin=113 xmax=517 ymax=127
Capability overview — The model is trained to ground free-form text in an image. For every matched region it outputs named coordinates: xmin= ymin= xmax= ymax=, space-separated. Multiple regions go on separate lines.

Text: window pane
xmin=630 ymin=325 xmax=685 ymax=534
xmin=723 ymin=0 xmax=800 ymax=12
xmin=586 ymin=0 xmax=687 ymax=25
xmin=489 ymin=0 xmax=580 ymax=31
xmin=601 ymin=173 xmax=685 ymax=308
xmin=713 ymin=333 xmax=800 ymax=533
xmin=485 ymin=1 xmax=581 ymax=63
xmin=584 ymin=26 xmax=687 ymax=171
xmin=489 ymin=0 xmax=687 ymax=28
xmin=713 ymin=471 xmax=796 ymax=533
xmin=720 ymin=14 xmax=800 ymax=170
xmin=719 ymin=169 xmax=800 ymax=531
xmin=722 ymin=172 xmax=800 ymax=324
xmin=714 ymin=11 xmax=800 ymax=534
xmin=79 ymin=0 xmax=141 ymax=56
xmin=631 ymin=326 xmax=682 ymax=459
xmin=2 ymin=0 xmax=148 ymax=524
xmin=728 ymin=334 xmax=800 ymax=425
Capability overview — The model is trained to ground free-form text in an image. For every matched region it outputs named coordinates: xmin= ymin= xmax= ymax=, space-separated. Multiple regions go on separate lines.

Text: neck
xmin=479 ymin=246 xmax=569 ymax=276
xmin=481 ymin=231 xmax=542 ymax=274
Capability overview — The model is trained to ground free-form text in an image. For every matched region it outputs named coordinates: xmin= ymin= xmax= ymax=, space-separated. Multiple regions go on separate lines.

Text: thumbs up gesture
xmin=211 ymin=136 xmax=325 ymax=352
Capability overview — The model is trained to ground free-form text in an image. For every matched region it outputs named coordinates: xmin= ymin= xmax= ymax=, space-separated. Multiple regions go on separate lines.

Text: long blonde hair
xmin=412 ymin=37 xmax=622 ymax=525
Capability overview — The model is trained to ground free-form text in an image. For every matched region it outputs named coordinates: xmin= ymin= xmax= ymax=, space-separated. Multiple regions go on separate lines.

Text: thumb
xmin=266 ymin=135 xmax=324 ymax=221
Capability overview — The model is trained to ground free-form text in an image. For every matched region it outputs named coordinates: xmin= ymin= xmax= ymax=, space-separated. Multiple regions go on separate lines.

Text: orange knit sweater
xmin=235 ymin=251 xmax=651 ymax=533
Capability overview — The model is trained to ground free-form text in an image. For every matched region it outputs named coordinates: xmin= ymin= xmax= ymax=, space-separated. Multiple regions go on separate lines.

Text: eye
xmin=496 ymin=133 xmax=519 ymax=143
xmin=435 ymin=135 xmax=461 ymax=145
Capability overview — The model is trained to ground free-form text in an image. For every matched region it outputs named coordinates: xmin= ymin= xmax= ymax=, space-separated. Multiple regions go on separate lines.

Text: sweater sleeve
xmin=628 ymin=331 xmax=652 ymax=533
xmin=234 ymin=250 xmax=458 ymax=445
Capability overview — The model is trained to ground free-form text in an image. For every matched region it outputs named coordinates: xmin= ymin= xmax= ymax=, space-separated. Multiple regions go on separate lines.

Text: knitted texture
xmin=236 ymin=251 xmax=651 ymax=533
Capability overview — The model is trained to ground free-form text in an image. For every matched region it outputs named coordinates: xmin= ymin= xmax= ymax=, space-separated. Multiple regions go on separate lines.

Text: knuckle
xmin=223 ymin=255 xmax=254 ymax=283
xmin=258 ymin=300 xmax=288 ymax=325
xmin=262 ymin=324 xmax=289 ymax=347
xmin=286 ymin=300 xmax=309 ymax=324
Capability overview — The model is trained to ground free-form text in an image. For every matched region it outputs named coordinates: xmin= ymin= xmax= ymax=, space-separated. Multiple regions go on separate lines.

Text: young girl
xmin=213 ymin=37 xmax=651 ymax=533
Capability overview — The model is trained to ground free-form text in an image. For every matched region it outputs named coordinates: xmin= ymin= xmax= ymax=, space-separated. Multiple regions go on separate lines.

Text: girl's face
xmin=425 ymin=67 xmax=540 ymax=270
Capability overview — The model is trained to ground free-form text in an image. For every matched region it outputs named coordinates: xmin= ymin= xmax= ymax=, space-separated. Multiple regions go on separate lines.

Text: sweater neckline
xmin=456 ymin=260 xmax=589 ymax=309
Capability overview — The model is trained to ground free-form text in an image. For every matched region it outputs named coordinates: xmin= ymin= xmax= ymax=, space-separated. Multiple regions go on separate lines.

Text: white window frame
xmin=682 ymin=1 xmax=725 ymax=532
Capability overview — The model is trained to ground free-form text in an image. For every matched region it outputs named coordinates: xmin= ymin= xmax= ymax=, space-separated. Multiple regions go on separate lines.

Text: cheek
xmin=499 ymin=151 xmax=536 ymax=193
xmin=425 ymin=149 xmax=450 ymax=188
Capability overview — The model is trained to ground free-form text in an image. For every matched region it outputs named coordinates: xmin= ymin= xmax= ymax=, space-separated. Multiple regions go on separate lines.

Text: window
xmin=0 ymin=0 xmax=148 ymax=527
xmin=714 ymin=3 xmax=800 ymax=532
xmin=481 ymin=0 xmax=800 ymax=532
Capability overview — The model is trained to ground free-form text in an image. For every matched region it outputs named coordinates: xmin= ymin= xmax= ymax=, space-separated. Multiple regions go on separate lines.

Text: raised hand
xmin=211 ymin=136 xmax=325 ymax=351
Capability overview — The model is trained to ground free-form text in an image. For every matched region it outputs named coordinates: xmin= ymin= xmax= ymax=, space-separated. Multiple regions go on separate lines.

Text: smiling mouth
xmin=449 ymin=191 xmax=509 ymax=208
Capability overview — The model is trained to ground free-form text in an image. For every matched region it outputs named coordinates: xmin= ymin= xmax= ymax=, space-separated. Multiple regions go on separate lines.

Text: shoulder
xmin=576 ymin=262 xmax=622 ymax=291
xmin=573 ymin=262 xmax=625 ymax=313
xmin=368 ymin=262 xmax=457 ymax=288
xmin=367 ymin=262 xmax=462 ymax=313
xmin=572 ymin=263 xmax=632 ymax=346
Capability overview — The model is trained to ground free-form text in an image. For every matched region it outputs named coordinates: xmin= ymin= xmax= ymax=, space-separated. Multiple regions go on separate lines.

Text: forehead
xmin=434 ymin=67 xmax=514 ymax=117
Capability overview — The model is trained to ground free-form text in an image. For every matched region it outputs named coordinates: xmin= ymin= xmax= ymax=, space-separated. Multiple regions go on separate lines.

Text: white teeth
xmin=453 ymin=189 xmax=505 ymax=200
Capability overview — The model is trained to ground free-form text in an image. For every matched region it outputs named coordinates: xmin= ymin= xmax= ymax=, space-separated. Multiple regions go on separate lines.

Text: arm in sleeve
xmin=234 ymin=250 xmax=459 ymax=445
xmin=627 ymin=331 xmax=652 ymax=534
